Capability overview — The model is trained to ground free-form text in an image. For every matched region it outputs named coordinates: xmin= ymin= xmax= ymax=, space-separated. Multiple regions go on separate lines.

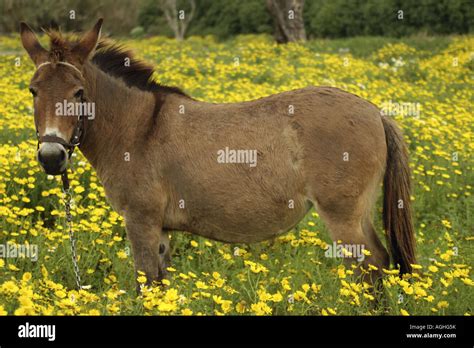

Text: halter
xmin=34 ymin=61 xmax=88 ymax=173
xmin=36 ymin=61 xmax=83 ymax=76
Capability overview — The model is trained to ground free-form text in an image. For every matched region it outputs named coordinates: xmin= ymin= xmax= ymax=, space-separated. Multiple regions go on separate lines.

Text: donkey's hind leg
xmin=362 ymin=216 xmax=390 ymax=271
xmin=316 ymin=204 xmax=386 ymax=283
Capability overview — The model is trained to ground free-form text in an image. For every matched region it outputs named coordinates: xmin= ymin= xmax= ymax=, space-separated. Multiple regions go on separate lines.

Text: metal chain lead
xmin=62 ymin=173 xmax=82 ymax=289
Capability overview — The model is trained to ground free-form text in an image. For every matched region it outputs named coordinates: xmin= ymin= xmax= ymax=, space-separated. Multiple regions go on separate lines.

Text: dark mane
xmin=91 ymin=40 xmax=188 ymax=96
xmin=45 ymin=31 xmax=188 ymax=97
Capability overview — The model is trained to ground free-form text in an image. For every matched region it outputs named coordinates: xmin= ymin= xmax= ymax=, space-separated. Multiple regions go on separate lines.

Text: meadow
xmin=0 ymin=33 xmax=472 ymax=315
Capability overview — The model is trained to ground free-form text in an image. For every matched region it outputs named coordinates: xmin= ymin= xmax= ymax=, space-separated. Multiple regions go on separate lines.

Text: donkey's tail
xmin=381 ymin=115 xmax=416 ymax=274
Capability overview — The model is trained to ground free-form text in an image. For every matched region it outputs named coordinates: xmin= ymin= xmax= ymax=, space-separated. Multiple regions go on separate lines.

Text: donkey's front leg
xmin=125 ymin=215 xmax=171 ymax=288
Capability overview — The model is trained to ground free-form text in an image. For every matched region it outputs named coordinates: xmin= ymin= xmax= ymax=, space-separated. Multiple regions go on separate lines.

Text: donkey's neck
xmin=78 ymin=62 xmax=156 ymax=176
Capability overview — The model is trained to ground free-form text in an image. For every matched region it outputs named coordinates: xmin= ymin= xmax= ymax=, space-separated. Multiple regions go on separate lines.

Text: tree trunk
xmin=266 ymin=0 xmax=306 ymax=43
xmin=161 ymin=0 xmax=195 ymax=41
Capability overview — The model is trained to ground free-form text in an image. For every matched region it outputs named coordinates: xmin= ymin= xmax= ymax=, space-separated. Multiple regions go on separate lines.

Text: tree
xmin=266 ymin=0 xmax=306 ymax=43
xmin=160 ymin=0 xmax=196 ymax=41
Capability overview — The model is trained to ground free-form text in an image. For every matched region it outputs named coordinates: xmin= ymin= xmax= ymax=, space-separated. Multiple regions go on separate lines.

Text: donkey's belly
xmin=181 ymin=196 xmax=312 ymax=244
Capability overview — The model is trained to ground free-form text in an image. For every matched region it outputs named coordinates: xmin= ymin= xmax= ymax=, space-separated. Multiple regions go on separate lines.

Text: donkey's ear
xmin=72 ymin=18 xmax=103 ymax=64
xmin=20 ymin=22 xmax=48 ymax=65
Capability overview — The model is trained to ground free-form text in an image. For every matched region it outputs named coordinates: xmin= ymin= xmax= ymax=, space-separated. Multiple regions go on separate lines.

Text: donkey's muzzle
xmin=37 ymin=143 xmax=68 ymax=175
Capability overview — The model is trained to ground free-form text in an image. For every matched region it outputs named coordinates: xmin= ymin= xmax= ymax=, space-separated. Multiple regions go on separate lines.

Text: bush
xmin=305 ymin=0 xmax=473 ymax=38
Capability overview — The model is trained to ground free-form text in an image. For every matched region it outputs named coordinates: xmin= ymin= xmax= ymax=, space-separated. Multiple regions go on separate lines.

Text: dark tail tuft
xmin=381 ymin=115 xmax=416 ymax=274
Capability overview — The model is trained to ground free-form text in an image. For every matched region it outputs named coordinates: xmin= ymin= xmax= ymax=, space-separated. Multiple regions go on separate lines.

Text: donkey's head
xmin=20 ymin=19 xmax=103 ymax=175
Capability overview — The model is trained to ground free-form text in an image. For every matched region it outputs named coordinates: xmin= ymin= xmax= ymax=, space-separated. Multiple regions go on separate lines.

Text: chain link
xmin=62 ymin=183 xmax=82 ymax=289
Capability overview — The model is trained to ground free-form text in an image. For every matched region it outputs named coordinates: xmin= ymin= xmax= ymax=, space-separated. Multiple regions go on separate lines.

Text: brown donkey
xmin=20 ymin=19 xmax=416 ymax=286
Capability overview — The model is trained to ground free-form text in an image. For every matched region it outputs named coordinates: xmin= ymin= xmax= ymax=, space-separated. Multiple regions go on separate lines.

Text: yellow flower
xmin=221 ymin=300 xmax=232 ymax=313
xmin=8 ymin=264 xmax=19 ymax=271
xmin=437 ymin=301 xmax=449 ymax=309
xmin=441 ymin=220 xmax=451 ymax=228
xmin=281 ymin=278 xmax=292 ymax=291
xmin=271 ymin=292 xmax=283 ymax=302
xmin=244 ymin=260 xmax=268 ymax=273
xmin=363 ymin=293 xmax=375 ymax=301
xmin=74 ymin=186 xmax=85 ymax=194
xmin=21 ymin=272 xmax=32 ymax=282
xmin=236 ymin=301 xmax=247 ymax=314
xmin=164 ymin=288 xmax=179 ymax=302
xmin=311 ymin=283 xmax=321 ymax=293
xmin=158 ymin=302 xmax=177 ymax=312
xmin=55 ymin=290 xmax=67 ymax=298
xmin=0 ymin=305 xmax=8 ymax=315
xmin=214 ymin=278 xmax=225 ymax=288
xmin=181 ymin=308 xmax=193 ymax=315
xmin=400 ymin=309 xmax=410 ymax=316
xmin=195 ymin=281 xmax=208 ymax=289
xmin=116 ymin=250 xmax=128 ymax=259
xmin=15 ymin=306 xmax=35 ymax=315
xmin=2 ymin=281 xmax=19 ymax=293
xmin=337 ymin=266 xmax=346 ymax=279
xmin=250 ymin=302 xmax=272 ymax=315
xmin=461 ymin=278 xmax=473 ymax=286
xmin=257 ymin=289 xmax=272 ymax=302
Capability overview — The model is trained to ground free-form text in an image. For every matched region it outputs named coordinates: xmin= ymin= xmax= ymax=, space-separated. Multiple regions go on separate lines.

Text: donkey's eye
xmin=29 ymin=88 xmax=37 ymax=97
xmin=74 ymin=89 xmax=84 ymax=99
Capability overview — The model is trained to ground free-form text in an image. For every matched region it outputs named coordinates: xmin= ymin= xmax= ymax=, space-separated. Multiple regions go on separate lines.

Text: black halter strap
xmin=36 ymin=111 xmax=86 ymax=155
xmin=36 ymin=113 xmax=86 ymax=155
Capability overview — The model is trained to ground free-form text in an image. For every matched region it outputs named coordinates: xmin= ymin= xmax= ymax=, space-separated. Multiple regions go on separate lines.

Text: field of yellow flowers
xmin=0 ymin=34 xmax=472 ymax=316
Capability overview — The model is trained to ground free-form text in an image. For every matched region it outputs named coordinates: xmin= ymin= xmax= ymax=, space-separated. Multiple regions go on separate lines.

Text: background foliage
xmin=1 ymin=0 xmax=472 ymax=38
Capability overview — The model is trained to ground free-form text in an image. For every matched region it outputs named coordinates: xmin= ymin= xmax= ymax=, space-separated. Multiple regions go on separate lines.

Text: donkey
xmin=20 ymin=19 xmax=416 ymax=287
